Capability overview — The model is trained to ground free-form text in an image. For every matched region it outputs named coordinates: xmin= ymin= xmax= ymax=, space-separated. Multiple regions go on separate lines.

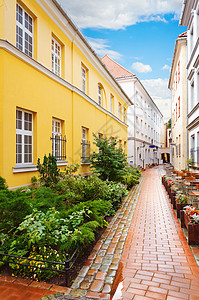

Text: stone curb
xmin=53 ymin=177 xmax=144 ymax=299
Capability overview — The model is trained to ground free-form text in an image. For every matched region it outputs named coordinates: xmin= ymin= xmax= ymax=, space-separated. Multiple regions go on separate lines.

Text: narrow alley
xmin=0 ymin=166 xmax=199 ymax=300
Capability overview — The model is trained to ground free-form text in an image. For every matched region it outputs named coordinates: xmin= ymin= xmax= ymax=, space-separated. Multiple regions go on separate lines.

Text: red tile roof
xmin=178 ymin=31 xmax=187 ymax=38
xmin=101 ymin=55 xmax=136 ymax=79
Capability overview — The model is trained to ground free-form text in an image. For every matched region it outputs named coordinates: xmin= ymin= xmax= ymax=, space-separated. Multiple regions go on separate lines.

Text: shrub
xmin=90 ymin=134 xmax=128 ymax=182
xmin=0 ymin=176 xmax=8 ymax=190
xmin=31 ymin=186 xmax=66 ymax=211
xmin=0 ymin=189 xmax=32 ymax=233
xmin=37 ymin=154 xmax=60 ymax=187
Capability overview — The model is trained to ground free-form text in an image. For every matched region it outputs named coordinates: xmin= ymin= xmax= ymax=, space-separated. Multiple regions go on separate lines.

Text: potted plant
xmin=180 ymin=206 xmax=199 ymax=245
xmin=175 ymin=194 xmax=189 ymax=218
xmin=170 ymin=185 xmax=180 ymax=208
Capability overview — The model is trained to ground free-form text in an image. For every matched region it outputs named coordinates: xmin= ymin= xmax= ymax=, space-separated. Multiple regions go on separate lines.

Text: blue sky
xmin=58 ymin=0 xmax=187 ymax=121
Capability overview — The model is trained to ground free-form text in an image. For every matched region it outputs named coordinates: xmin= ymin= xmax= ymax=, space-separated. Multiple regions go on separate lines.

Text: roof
xmin=101 ymin=55 xmax=163 ymax=117
xmin=178 ymin=31 xmax=187 ymax=38
xmin=101 ymin=55 xmax=136 ymax=79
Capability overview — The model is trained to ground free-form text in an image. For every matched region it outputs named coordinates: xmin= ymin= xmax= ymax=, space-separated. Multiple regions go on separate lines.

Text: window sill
xmin=13 ymin=164 xmax=38 ymax=173
xmin=13 ymin=161 xmax=68 ymax=173
xmin=81 ymin=161 xmax=91 ymax=165
xmin=57 ymin=161 xmax=68 ymax=166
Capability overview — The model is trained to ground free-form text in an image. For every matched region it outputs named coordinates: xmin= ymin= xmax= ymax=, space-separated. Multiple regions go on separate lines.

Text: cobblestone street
xmin=0 ymin=166 xmax=199 ymax=299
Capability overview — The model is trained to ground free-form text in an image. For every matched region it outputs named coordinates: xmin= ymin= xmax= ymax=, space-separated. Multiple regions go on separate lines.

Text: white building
xmin=169 ymin=32 xmax=187 ymax=170
xmin=180 ymin=0 xmax=199 ymax=167
xmin=101 ymin=55 xmax=163 ymax=169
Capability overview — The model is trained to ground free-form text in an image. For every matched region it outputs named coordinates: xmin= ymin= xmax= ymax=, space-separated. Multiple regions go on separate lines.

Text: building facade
xmin=169 ymin=32 xmax=187 ymax=170
xmin=180 ymin=0 xmax=199 ymax=167
xmin=101 ymin=55 xmax=163 ymax=169
xmin=0 ymin=0 xmax=132 ymax=188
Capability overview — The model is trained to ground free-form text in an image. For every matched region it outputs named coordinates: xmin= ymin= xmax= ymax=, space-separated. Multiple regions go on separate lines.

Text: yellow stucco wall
xmin=0 ymin=0 xmax=129 ymax=188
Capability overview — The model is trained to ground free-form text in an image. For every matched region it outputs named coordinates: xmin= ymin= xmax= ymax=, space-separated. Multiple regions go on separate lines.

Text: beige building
xmin=180 ymin=0 xmax=199 ymax=168
xmin=101 ymin=55 xmax=163 ymax=168
xmin=168 ymin=32 xmax=187 ymax=170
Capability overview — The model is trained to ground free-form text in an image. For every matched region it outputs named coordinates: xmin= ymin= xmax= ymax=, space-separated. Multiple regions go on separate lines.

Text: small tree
xmin=90 ymin=134 xmax=128 ymax=182
xmin=37 ymin=154 xmax=60 ymax=187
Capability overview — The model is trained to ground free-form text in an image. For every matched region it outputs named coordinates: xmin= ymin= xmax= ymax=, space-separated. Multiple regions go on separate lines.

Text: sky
xmin=58 ymin=0 xmax=187 ymax=122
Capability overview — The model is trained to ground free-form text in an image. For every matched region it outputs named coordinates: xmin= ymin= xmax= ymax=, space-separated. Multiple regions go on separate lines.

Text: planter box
xmin=180 ymin=210 xmax=199 ymax=245
xmin=176 ymin=200 xmax=188 ymax=218
xmin=170 ymin=192 xmax=176 ymax=208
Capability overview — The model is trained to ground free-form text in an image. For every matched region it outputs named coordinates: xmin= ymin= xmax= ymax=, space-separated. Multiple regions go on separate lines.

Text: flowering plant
xmin=184 ymin=206 xmax=199 ymax=224
xmin=176 ymin=194 xmax=188 ymax=204
xmin=171 ymin=185 xmax=179 ymax=192
xmin=168 ymin=179 xmax=175 ymax=187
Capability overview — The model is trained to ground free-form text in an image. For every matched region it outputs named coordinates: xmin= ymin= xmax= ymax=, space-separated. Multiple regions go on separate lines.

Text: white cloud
xmin=162 ymin=64 xmax=170 ymax=70
xmin=85 ymin=37 xmax=122 ymax=60
xmin=132 ymin=62 xmax=152 ymax=73
xmin=58 ymin=0 xmax=182 ymax=29
xmin=141 ymin=78 xmax=171 ymax=121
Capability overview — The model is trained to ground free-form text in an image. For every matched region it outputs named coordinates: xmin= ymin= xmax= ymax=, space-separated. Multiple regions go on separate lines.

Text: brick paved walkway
xmin=1 ymin=166 xmax=199 ymax=300
xmin=112 ymin=167 xmax=199 ymax=300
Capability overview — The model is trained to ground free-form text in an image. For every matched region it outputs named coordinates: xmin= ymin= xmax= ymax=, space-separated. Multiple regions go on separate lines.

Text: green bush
xmin=121 ymin=166 xmax=141 ymax=189
xmin=31 ymin=186 xmax=66 ymax=211
xmin=37 ymin=154 xmax=60 ymax=187
xmin=0 ymin=189 xmax=32 ymax=233
xmin=0 ymin=176 xmax=8 ymax=190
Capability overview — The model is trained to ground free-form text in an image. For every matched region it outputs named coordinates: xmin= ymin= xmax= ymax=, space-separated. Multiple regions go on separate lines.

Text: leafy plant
xmin=37 ymin=154 xmax=60 ymax=187
xmin=176 ymin=194 xmax=188 ymax=204
xmin=90 ymin=134 xmax=128 ymax=182
xmin=187 ymin=157 xmax=194 ymax=171
xmin=0 ymin=176 xmax=8 ymax=190
xmin=0 ymin=189 xmax=32 ymax=233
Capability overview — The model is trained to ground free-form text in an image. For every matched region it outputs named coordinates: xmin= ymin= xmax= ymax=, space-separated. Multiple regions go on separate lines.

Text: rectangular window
xmin=178 ymin=61 xmax=180 ymax=83
xmin=123 ymin=107 xmax=126 ymax=123
xmin=124 ymin=141 xmax=126 ymax=154
xmin=98 ymin=85 xmax=102 ymax=106
xmin=190 ymin=134 xmax=195 ymax=161
xmin=178 ymin=97 xmax=180 ymax=118
xmin=118 ymin=103 xmax=121 ymax=119
xmin=16 ymin=3 xmax=33 ymax=57
xmin=81 ymin=127 xmax=90 ymax=162
xmin=52 ymin=38 xmax=61 ymax=76
xmin=81 ymin=65 xmax=87 ymax=93
xmin=110 ymin=94 xmax=114 ymax=113
xmin=51 ymin=119 xmax=66 ymax=160
xmin=176 ymin=103 xmax=177 ymax=121
xmin=16 ymin=109 xmax=33 ymax=164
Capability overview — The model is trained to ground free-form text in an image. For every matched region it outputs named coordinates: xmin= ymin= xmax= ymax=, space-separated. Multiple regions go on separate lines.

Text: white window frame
xmin=118 ymin=103 xmax=121 ymax=119
xmin=52 ymin=119 xmax=61 ymax=159
xmin=123 ymin=107 xmax=126 ymax=122
xmin=110 ymin=94 xmax=113 ymax=113
xmin=16 ymin=109 xmax=33 ymax=165
xmin=81 ymin=65 xmax=87 ymax=93
xmin=16 ymin=3 xmax=33 ymax=57
xmin=81 ymin=127 xmax=89 ymax=160
xmin=98 ymin=84 xmax=102 ymax=106
xmin=51 ymin=37 xmax=61 ymax=76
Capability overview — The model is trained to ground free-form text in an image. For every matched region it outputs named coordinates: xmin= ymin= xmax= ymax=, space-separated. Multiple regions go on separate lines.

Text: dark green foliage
xmin=37 ymin=154 xmax=60 ymax=187
xmin=0 ymin=176 xmax=8 ymax=190
xmin=31 ymin=187 xmax=65 ymax=211
xmin=90 ymin=134 xmax=128 ymax=182
xmin=0 ymin=190 xmax=32 ymax=233
xmin=121 ymin=166 xmax=142 ymax=189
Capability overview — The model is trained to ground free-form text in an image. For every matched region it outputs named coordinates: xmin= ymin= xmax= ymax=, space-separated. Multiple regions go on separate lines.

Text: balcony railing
xmin=81 ymin=140 xmax=90 ymax=163
xmin=50 ymin=135 xmax=67 ymax=160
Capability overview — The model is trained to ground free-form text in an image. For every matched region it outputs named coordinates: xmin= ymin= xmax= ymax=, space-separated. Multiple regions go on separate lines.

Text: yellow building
xmin=0 ymin=0 xmax=132 ymax=189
